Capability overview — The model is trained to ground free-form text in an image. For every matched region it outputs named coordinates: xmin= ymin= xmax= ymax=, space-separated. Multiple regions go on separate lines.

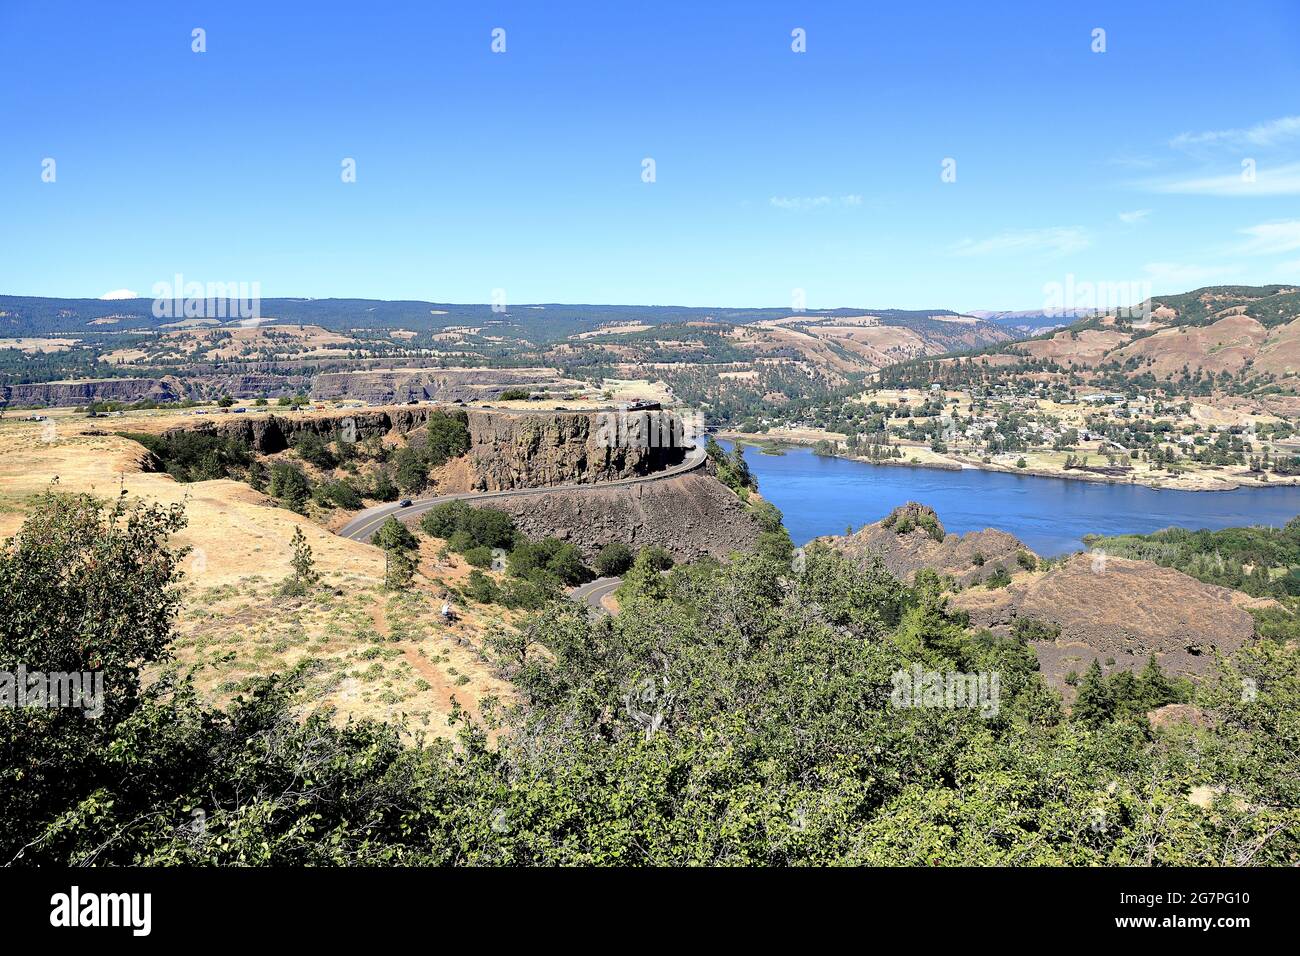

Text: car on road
xmin=399 ymin=499 xmax=413 ymax=508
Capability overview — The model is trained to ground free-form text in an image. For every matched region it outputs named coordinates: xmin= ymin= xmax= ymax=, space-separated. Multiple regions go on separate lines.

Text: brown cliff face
xmin=310 ymin=368 xmax=566 ymax=403
xmin=816 ymin=502 xmax=1032 ymax=587
xmin=455 ymin=410 xmax=684 ymax=491
xmin=459 ymin=471 xmax=763 ymax=563
xmin=163 ymin=407 xmax=687 ymax=488
xmin=3 ymin=376 xmax=188 ymax=407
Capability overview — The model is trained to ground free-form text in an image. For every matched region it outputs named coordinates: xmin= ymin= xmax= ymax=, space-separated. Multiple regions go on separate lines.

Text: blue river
xmin=719 ymin=441 xmax=1300 ymax=556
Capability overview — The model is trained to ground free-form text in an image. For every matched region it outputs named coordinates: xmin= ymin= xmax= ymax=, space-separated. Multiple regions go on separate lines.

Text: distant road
xmin=336 ymin=443 xmax=707 ymax=544
xmin=570 ymin=576 xmax=622 ymax=614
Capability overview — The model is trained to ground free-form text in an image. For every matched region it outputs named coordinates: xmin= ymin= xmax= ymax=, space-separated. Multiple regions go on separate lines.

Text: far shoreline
xmin=714 ymin=430 xmax=1300 ymax=495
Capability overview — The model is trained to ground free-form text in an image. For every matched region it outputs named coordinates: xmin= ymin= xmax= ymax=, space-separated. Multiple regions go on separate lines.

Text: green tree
xmin=371 ymin=516 xmax=418 ymax=552
xmin=393 ymin=446 xmax=429 ymax=494
xmin=384 ymin=547 xmax=416 ymax=591
xmin=281 ymin=526 xmax=319 ymax=596
xmin=268 ymin=461 xmax=311 ymax=512
xmin=1073 ymin=660 xmax=1114 ymax=728
xmin=426 ymin=410 xmax=472 ymax=466
xmin=594 ymin=542 xmax=634 ymax=576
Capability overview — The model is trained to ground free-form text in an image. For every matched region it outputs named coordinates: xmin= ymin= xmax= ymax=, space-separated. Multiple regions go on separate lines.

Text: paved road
xmin=337 ymin=443 xmax=708 ymax=545
xmin=570 ymin=576 xmax=622 ymax=614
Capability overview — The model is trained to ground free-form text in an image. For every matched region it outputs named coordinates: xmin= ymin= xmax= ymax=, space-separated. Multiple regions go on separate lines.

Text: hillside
xmin=0 ymin=296 xmax=1016 ymax=423
xmin=886 ymin=285 xmax=1300 ymax=411
xmin=817 ymin=503 xmax=1272 ymax=694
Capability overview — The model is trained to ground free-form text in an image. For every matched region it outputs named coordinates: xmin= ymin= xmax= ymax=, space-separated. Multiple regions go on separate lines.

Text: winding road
xmin=337 ymin=443 xmax=707 ymax=544
xmin=569 ymin=576 xmax=623 ymax=613
xmin=337 ymin=443 xmax=703 ymax=613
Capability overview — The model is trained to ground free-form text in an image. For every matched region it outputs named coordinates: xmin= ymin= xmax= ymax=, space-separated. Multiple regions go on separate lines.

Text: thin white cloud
xmin=1276 ymin=258 xmax=1300 ymax=276
xmin=99 ymin=289 xmax=139 ymax=300
xmin=1172 ymin=115 xmax=1300 ymax=150
xmin=950 ymin=226 xmax=1090 ymax=258
xmin=1232 ymin=219 xmax=1300 ymax=256
xmin=1143 ymin=161 xmax=1300 ymax=196
xmin=769 ymin=194 xmax=863 ymax=211
xmin=1118 ymin=209 xmax=1151 ymax=224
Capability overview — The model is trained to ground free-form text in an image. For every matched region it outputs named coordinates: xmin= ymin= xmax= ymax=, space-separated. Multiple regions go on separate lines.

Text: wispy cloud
xmin=1232 ymin=219 xmax=1300 ymax=256
xmin=1171 ymin=115 xmax=1300 ymax=151
xmin=1142 ymin=161 xmax=1300 ymax=196
xmin=769 ymin=194 xmax=863 ymax=211
xmin=99 ymin=289 xmax=138 ymax=300
xmin=1118 ymin=209 xmax=1151 ymax=225
xmin=950 ymin=226 xmax=1090 ymax=258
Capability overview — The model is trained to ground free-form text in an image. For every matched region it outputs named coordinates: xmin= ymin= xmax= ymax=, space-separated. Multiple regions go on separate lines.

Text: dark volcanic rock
xmin=165 ymin=407 xmax=687 ymax=487
xmin=311 ymin=368 xmax=563 ymax=404
xmin=3 ymin=376 xmax=188 ymax=407
xmin=817 ymin=503 xmax=1265 ymax=692
xmin=816 ymin=501 xmax=1032 ymax=587
xmin=954 ymin=552 xmax=1261 ymax=687
xmin=468 ymin=471 xmax=763 ymax=564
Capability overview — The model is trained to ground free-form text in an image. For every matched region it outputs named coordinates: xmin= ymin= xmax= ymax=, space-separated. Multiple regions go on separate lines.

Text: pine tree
xmin=1073 ymin=659 xmax=1114 ymax=728
xmin=384 ymin=547 xmax=416 ymax=591
xmin=1137 ymin=653 xmax=1176 ymax=709
xmin=279 ymin=526 xmax=319 ymax=597
xmin=371 ymin=516 xmax=418 ymax=551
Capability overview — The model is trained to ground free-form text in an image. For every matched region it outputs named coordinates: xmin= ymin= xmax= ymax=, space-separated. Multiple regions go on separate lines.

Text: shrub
xmin=593 ymin=542 xmax=634 ymax=576
xmin=293 ymin=432 xmax=337 ymax=470
xmin=426 ymin=410 xmax=471 ymax=466
xmin=984 ymin=567 xmax=1012 ymax=589
xmin=420 ymin=502 xmax=516 ymax=552
xmin=464 ymin=569 xmax=500 ymax=604
xmin=269 ymin=462 xmax=312 ymax=512
xmin=1012 ymin=617 xmax=1060 ymax=642
xmin=319 ymin=479 xmax=363 ymax=510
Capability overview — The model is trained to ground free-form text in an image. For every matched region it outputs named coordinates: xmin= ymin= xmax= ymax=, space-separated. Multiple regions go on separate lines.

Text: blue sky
xmin=2 ymin=0 xmax=1298 ymax=310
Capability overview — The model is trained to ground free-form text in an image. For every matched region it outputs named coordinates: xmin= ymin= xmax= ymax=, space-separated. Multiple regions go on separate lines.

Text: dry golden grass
xmin=0 ymin=411 xmax=513 ymax=737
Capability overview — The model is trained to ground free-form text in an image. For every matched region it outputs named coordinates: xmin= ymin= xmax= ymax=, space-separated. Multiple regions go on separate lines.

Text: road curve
xmin=336 ymin=443 xmax=708 ymax=545
xmin=569 ymin=576 xmax=622 ymax=614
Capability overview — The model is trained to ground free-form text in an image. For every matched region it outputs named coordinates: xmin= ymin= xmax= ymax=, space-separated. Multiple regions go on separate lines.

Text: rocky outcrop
xmin=2 ymin=376 xmax=188 ymax=407
xmin=164 ymin=406 xmax=690 ymax=487
xmin=311 ymin=368 xmax=567 ymax=403
xmin=465 ymin=471 xmax=764 ymax=563
xmin=816 ymin=502 xmax=1033 ymax=587
xmin=163 ymin=409 xmax=406 ymax=454
xmin=454 ymin=409 xmax=684 ymax=490
xmin=200 ymin=373 xmax=312 ymax=400
xmin=954 ymin=553 xmax=1261 ymax=686
xmin=817 ymin=502 xmax=1264 ymax=691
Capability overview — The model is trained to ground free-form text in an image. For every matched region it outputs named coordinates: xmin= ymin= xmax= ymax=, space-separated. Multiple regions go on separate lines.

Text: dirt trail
xmin=369 ymin=601 xmax=487 ymax=724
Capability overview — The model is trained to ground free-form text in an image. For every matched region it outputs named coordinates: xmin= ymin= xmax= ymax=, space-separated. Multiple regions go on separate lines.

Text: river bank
xmin=714 ymin=430 xmax=1298 ymax=493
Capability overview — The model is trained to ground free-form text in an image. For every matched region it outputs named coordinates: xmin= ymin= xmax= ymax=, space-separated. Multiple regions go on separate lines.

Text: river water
xmin=720 ymin=441 xmax=1300 ymax=556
